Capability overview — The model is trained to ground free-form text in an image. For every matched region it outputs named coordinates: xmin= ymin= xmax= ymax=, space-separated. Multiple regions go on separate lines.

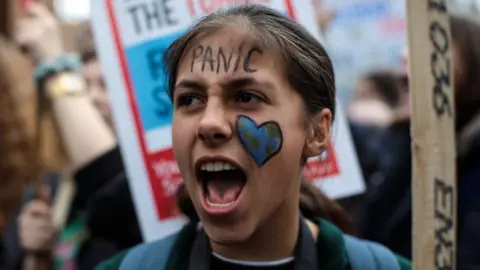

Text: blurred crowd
xmin=0 ymin=2 xmax=479 ymax=270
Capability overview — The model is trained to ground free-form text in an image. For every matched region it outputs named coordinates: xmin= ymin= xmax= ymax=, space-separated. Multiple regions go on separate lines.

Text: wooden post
xmin=407 ymin=0 xmax=457 ymax=269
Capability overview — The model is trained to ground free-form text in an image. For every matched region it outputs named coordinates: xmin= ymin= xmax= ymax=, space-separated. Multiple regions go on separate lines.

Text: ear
xmin=303 ymin=108 xmax=332 ymax=158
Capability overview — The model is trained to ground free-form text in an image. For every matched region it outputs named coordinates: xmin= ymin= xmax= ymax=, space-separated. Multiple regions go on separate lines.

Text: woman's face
xmin=82 ymin=58 xmax=113 ymax=129
xmin=355 ymin=79 xmax=381 ymax=101
xmin=171 ymin=29 xmax=312 ymax=244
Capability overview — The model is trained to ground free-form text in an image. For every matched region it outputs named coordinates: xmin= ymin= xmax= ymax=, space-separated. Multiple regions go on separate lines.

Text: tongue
xmin=206 ymin=178 xmax=243 ymax=204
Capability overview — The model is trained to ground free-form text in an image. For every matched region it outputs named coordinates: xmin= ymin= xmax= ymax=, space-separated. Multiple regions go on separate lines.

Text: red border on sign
xmin=105 ymin=0 xmax=297 ymax=220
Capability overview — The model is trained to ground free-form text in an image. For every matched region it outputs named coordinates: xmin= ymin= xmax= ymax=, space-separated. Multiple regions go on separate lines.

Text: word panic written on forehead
xmin=190 ymin=44 xmax=263 ymax=74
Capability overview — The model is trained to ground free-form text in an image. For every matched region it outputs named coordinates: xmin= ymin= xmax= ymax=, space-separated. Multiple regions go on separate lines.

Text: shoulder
xmin=95 ymin=249 xmax=129 ymax=270
xmin=395 ymin=254 xmax=412 ymax=270
xmin=98 ymin=232 xmax=179 ymax=270
xmin=343 ymin=235 xmax=411 ymax=270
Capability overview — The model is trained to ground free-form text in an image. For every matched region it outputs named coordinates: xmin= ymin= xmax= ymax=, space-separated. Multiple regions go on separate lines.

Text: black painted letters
xmin=243 ymin=48 xmax=262 ymax=72
xmin=429 ymin=19 xmax=452 ymax=117
xmin=202 ymin=46 xmax=215 ymax=72
xmin=434 ymin=179 xmax=455 ymax=270
xmin=217 ymin=47 xmax=233 ymax=73
xmin=428 ymin=0 xmax=447 ymax=12
xmin=190 ymin=46 xmax=204 ymax=72
xmin=190 ymin=45 xmax=263 ymax=73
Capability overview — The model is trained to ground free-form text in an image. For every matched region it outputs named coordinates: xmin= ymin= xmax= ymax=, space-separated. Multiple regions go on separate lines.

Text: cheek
xmin=253 ymin=118 xmax=306 ymax=200
xmin=278 ymin=124 xmax=306 ymax=172
xmin=268 ymin=97 xmax=307 ymax=172
xmin=172 ymin=116 xmax=195 ymax=179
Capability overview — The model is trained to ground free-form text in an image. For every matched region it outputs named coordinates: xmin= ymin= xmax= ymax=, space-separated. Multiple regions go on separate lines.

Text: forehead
xmin=176 ymin=29 xmax=282 ymax=82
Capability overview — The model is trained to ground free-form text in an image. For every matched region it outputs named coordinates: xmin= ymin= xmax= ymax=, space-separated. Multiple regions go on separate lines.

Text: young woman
xmin=97 ymin=5 xmax=411 ymax=270
xmin=348 ymin=71 xmax=401 ymax=127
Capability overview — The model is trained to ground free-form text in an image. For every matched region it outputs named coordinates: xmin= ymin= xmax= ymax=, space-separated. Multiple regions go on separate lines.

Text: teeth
xmin=206 ymin=198 xmax=236 ymax=207
xmin=200 ymin=161 xmax=237 ymax=172
xmin=214 ymin=161 xmax=223 ymax=171
xmin=206 ymin=163 xmax=214 ymax=171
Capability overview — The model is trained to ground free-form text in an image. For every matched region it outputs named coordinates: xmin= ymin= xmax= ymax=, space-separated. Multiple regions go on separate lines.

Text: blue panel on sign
xmin=335 ymin=1 xmax=389 ymax=24
xmin=122 ymin=9 xmax=290 ymax=132
xmin=125 ymin=31 xmax=184 ymax=131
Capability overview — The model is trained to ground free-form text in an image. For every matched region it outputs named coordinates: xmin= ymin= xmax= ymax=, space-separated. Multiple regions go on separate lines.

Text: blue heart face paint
xmin=236 ymin=115 xmax=283 ymax=167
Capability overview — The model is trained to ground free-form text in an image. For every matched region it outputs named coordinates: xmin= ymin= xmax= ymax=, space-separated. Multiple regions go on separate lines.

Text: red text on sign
xmin=148 ymin=148 xmax=183 ymax=220
xmin=303 ymin=141 xmax=341 ymax=180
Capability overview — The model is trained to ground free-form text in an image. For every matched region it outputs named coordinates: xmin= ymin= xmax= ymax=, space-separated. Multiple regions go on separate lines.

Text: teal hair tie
xmin=34 ymin=54 xmax=83 ymax=84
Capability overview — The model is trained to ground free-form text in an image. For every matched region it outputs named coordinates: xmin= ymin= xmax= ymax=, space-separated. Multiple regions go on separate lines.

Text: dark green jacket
xmin=96 ymin=219 xmax=411 ymax=270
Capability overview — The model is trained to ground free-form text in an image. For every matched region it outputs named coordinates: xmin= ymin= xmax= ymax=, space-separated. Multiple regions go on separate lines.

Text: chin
xmin=202 ymin=219 xmax=255 ymax=245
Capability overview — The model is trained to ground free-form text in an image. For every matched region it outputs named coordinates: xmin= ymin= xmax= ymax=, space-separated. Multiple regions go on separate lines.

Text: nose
xmin=197 ymin=99 xmax=232 ymax=147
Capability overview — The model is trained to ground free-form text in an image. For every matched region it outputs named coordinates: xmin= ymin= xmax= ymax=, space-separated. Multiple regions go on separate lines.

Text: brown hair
xmin=362 ymin=71 xmax=401 ymax=108
xmin=165 ymin=5 xmax=353 ymax=234
xmin=0 ymin=37 xmax=67 ymax=231
xmin=73 ymin=22 xmax=98 ymax=63
xmin=450 ymin=15 xmax=480 ymax=107
xmin=450 ymin=16 xmax=480 ymax=132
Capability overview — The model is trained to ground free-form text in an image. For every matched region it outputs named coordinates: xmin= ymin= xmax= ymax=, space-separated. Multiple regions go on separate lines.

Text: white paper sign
xmin=91 ymin=0 xmax=365 ymax=242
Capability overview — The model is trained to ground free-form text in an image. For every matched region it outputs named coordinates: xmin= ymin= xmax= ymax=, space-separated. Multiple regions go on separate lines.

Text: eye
xmin=234 ymin=91 xmax=264 ymax=104
xmin=176 ymin=94 xmax=203 ymax=108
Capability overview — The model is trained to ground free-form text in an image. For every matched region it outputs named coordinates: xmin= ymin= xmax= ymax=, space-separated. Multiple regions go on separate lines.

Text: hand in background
xmin=18 ymin=187 xmax=56 ymax=254
xmin=15 ymin=2 xmax=64 ymax=63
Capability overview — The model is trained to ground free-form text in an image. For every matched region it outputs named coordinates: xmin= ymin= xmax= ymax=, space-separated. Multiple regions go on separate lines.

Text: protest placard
xmin=406 ymin=0 xmax=457 ymax=269
xmin=320 ymin=0 xmax=407 ymax=102
xmin=92 ymin=0 xmax=365 ymax=241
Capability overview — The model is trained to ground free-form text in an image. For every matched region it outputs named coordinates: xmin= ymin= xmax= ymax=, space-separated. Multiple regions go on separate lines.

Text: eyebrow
xmin=220 ymin=76 xmax=275 ymax=92
xmin=175 ymin=79 xmax=205 ymax=92
xmin=174 ymin=76 xmax=275 ymax=94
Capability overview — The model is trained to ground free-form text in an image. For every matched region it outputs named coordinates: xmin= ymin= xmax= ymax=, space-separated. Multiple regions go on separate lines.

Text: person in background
xmin=348 ymin=71 xmax=401 ymax=127
xmin=75 ymin=25 xmax=115 ymax=131
xmin=0 ymin=35 xmax=40 ymax=270
xmin=348 ymin=71 xmax=402 ymax=173
xmin=97 ymin=5 xmax=410 ymax=270
xmin=1 ymin=3 xmax=140 ymax=270
xmin=359 ymin=16 xmax=480 ymax=269
xmin=74 ymin=23 xmax=143 ymax=255
xmin=340 ymin=71 xmax=402 ymax=228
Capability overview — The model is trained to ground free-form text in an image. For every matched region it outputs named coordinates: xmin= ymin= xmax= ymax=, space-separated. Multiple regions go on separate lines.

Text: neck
xmin=211 ymin=192 xmax=300 ymax=262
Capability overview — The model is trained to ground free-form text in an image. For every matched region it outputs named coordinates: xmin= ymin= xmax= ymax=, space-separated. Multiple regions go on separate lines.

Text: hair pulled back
xmin=165 ymin=4 xmax=353 ymax=234
xmin=362 ymin=71 xmax=401 ymax=108
xmin=450 ymin=16 xmax=480 ymax=105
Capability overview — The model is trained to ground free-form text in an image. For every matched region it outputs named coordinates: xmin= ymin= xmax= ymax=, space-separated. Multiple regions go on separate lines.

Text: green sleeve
xmin=395 ymin=255 xmax=412 ymax=270
xmin=95 ymin=250 xmax=130 ymax=270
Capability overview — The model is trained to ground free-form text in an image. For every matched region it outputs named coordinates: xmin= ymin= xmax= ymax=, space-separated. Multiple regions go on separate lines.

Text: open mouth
xmin=196 ymin=159 xmax=247 ymax=214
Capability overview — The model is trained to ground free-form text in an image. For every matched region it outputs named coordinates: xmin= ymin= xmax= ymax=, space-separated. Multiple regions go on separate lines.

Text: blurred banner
xmin=316 ymin=0 xmax=407 ymax=103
